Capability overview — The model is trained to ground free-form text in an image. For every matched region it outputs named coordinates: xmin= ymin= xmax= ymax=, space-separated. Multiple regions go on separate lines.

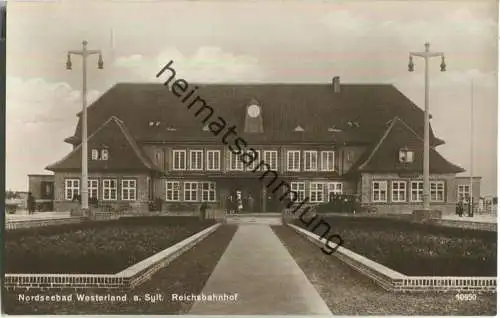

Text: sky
xmin=5 ymin=0 xmax=498 ymax=196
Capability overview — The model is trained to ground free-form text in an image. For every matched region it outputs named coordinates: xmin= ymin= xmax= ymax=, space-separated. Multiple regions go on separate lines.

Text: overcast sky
xmin=5 ymin=0 xmax=498 ymax=196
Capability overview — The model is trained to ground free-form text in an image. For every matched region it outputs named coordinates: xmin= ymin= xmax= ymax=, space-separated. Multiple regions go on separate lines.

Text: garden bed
xmin=292 ymin=216 xmax=496 ymax=276
xmin=5 ymin=216 xmax=216 ymax=274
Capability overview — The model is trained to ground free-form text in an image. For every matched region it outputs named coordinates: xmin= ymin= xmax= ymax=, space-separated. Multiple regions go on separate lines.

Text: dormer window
xmin=166 ymin=127 xmax=177 ymax=132
xmin=202 ymin=125 xmax=210 ymax=132
xmin=294 ymin=125 xmax=304 ymax=132
xmin=399 ymin=147 xmax=414 ymax=163
xmin=149 ymin=121 xmax=155 ymax=127
xmin=91 ymin=148 xmax=109 ymax=161
xmin=328 ymin=126 xmax=343 ymax=132
xmin=149 ymin=121 xmax=161 ymax=127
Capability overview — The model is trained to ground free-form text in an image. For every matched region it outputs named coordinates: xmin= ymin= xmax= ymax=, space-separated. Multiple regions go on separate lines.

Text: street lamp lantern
xmin=66 ymin=53 xmax=72 ymax=70
xmin=66 ymin=40 xmax=104 ymax=214
xmin=408 ymin=42 xmax=446 ymax=211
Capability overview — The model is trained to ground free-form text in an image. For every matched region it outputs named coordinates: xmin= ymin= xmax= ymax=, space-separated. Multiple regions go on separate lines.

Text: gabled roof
xmin=46 ymin=116 xmax=158 ymax=172
xmin=354 ymin=117 xmax=464 ymax=174
xmin=65 ymin=82 xmax=445 ymax=146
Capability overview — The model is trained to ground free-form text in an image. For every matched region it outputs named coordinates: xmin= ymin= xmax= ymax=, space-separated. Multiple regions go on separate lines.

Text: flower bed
xmin=292 ymin=216 xmax=496 ymax=276
xmin=5 ymin=217 xmax=215 ymax=274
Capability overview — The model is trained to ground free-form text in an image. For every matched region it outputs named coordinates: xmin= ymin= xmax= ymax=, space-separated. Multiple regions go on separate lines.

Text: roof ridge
xmin=45 ymin=116 xmax=116 ymax=170
xmin=358 ymin=117 xmax=399 ymax=170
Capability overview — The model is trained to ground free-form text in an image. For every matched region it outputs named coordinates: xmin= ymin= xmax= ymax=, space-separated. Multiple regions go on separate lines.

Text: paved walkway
xmin=5 ymin=211 xmax=71 ymax=222
xmin=442 ymin=214 xmax=497 ymax=223
xmin=189 ymin=225 xmax=332 ymax=315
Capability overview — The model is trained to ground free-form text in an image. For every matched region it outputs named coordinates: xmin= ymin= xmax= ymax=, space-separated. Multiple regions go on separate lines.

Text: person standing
xmin=27 ymin=192 xmax=35 ymax=215
xmin=247 ymin=194 xmax=255 ymax=213
xmin=199 ymin=201 xmax=208 ymax=221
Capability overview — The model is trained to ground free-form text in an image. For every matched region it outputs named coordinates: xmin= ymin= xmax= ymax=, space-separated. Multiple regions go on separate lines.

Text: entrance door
xmin=40 ymin=181 xmax=54 ymax=200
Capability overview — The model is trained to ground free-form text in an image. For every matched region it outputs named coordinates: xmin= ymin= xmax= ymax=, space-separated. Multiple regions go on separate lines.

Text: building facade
xmin=46 ymin=78 xmax=468 ymax=214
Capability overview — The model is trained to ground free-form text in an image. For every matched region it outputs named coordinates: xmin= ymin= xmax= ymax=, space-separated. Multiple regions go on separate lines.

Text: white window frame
xmin=206 ymin=150 xmax=221 ymax=171
xmin=431 ymin=181 xmax=445 ymax=202
xmin=65 ymin=179 xmax=80 ymax=201
xmin=201 ymin=182 xmax=216 ymax=202
xmin=121 ymin=179 xmax=137 ymax=201
xmin=391 ymin=181 xmax=407 ymax=202
xmin=263 ymin=150 xmax=278 ymax=171
xmin=410 ymin=181 xmax=423 ymax=202
xmin=102 ymin=179 xmax=118 ymax=201
xmin=166 ymin=181 xmax=180 ymax=202
xmin=91 ymin=149 xmax=99 ymax=160
xmin=184 ymin=181 xmax=199 ymax=202
xmin=290 ymin=182 xmax=306 ymax=202
xmin=327 ymin=182 xmax=343 ymax=201
xmin=88 ymin=179 xmax=99 ymax=199
xmin=309 ymin=182 xmax=324 ymax=203
xmin=189 ymin=150 xmax=203 ymax=171
xmin=304 ymin=151 xmax=318 ymax=171
xmin=173 ymin=150 xmax=187 ymax=171
xmin=246 ymin=150 xmax=261 ymax=171
xmin=229 ymin=151 xmax=244 ymax=171
xmin=457 ymin=184 xmax=471 ymax=202
xmin=372 ymin=181 xmax=388 ymax=202
xmin=287 ymin=151 xmax=301 ymax=172
xmin=101 ymin=149 xmax=109 ymax=161
xmin=320 ymin=151 xmax=335 ymax=171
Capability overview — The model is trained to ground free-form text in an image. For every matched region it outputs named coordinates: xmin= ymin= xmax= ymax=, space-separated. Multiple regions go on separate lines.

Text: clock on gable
xmin=247 ymin=104 xmax=261 ymax=118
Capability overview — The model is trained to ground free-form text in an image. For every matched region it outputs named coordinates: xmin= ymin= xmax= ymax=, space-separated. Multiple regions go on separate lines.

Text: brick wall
xmin=360 ymin=173 xmax=458 ymax=214
xmin=53 ymin=172 xmax=149 ymax=212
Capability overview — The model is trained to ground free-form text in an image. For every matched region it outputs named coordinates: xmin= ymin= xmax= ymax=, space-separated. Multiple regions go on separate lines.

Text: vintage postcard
xmin=2 ymin=0 xmax=498 ymax=316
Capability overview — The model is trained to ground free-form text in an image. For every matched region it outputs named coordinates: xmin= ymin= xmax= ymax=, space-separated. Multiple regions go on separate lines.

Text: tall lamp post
xmin=66 ymin=40 xmax=104 ymax=213
xmin=408 ymin=42 xmax=446 ymax=211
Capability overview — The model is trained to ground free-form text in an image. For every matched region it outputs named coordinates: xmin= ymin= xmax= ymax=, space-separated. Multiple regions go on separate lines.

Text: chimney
xmin=332 ymin=76 xmax=341 ymax=93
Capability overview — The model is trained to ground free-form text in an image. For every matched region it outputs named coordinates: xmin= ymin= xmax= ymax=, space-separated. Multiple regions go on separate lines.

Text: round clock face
xmin=248 ymin=105 xmax=261 ymax=118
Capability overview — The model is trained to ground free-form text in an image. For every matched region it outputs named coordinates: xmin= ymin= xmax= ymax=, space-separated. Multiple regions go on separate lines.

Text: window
xmin=103 ymin=179 xmax=117 ymax=201
xmin=189 ymin=150 xmax=203 ymax=170
xmin=166 ymin=181 xmax=180 ymax=201
xmin=91 ymin=149 xmax=99 ymax=160
xmin=101 ymin=149 xmax=109 ymax=160
xmin=290 ymin=182 xmax=306 ymax=202
xmin=391 ymin=181 xmax=407 ymax=202
xmin=410 ymin=181 xmax=423 ymax=202
xmin=229 ymin=151 xmax=244 ymax=171
xmin=431 ymin=181 xmax=445 ymax=202
xmin=304 ymin=151 xmax=318 ymax=171
xmin=309 ymin=182 xmax=324 ymax=203
xmin=206 ymin=150 xmax=221 ymax=171
xmin=287 ymin=151 xmax=301 ymax=171
xmin=327 ymin=182 xmax=343 ymax=201
xmin=173 ymin=150 xmax=187 ymax=170
xmin=320 ymin=151 xmax=335 ymax=171
xmin=458 ymin=184 xmax=471 ymax=201
xmin=184 ymin=182 xmax=198 ymax=201
xmin=88 ymin=179 xmax=99 ymax=199
xmin=372 ymin=181 xmax=387 ymax=202
xmin=65 ymin=179 xmax=80 ymax=201
xmin=121 ymin=179 xmax=137 ymax=201
xmin=201 ymin=182 xmax=216 ymax=202
xmin=399 ymin=148 xmax=414 ymax=163
xmin=263 ymin=150 xmax=278 ymax=171
xmin=246 ymin=150 xmax=261 ymax=171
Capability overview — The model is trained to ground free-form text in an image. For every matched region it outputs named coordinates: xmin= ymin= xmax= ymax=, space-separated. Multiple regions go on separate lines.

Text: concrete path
xmin=5 ymin=211 xmax=71 ymax=222
xmin=189 ymin=225 xmax=332 ymax=315
xmin=442 ymin=214 xmax=497 ymax=223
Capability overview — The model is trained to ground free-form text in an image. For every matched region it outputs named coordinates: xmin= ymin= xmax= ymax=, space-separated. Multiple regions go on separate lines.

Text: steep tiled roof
xmin=65 ymin=82 xmax=445 ymax=146
xmin=47 ymin=116 xmax=158 ymax=172
xmin=353 ymin=117 xmax=464 ymax=174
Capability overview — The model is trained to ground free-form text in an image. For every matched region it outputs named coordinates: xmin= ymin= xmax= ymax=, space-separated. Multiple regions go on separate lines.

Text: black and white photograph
xmin=2 ymin=0 xmax=498 ymax=315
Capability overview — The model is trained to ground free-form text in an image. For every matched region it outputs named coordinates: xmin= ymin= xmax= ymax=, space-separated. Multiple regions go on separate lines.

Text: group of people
xmin=456 ymin=198 xmax=474 ymax=217
xmin=225 ymin=192 xmax=255 ymax=214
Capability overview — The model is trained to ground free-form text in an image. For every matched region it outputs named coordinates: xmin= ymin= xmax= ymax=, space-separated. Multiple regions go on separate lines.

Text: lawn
xmin=292 ymin=215 xmax=497 ymax=276
xmin=272 ymin=226 xmax=496 ymax=315
xmin=5 ymin=216 xmax=216 ymax=274
xmin=4 ymin=225 xmax=238 ymax=315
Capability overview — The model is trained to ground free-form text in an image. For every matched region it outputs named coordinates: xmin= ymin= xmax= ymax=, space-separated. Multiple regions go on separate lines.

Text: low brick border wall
xmin=5 ymin=217 xmax=87 ymax=231
xmin=288 ymin=224 xmax=497 ymax=293
xmin=4 ymin=223 xmax=221 ymax=291
xmin=432 ymin=219 xmax=497 ymax=232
